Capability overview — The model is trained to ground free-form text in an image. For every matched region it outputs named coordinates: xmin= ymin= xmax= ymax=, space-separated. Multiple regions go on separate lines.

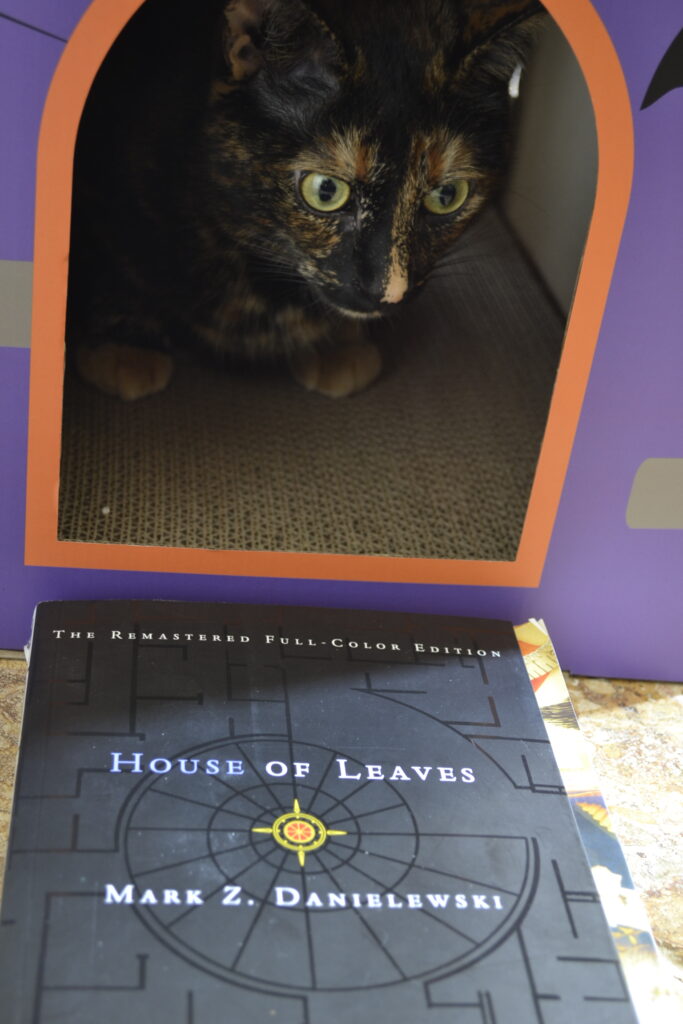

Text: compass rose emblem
xmin=252 ymin=798 xmax=348 ymax=867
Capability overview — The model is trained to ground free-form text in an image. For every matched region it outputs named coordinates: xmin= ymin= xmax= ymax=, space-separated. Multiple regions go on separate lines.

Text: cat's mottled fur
xmin=68 ymin=0 xmax=541 ymax=399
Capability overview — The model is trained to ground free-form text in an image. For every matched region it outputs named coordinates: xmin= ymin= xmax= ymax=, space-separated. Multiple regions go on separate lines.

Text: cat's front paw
xmin=291 ymin=341 xmax=382 ymax=398
xmin=75 ymin=343 xmax=174 ymax=401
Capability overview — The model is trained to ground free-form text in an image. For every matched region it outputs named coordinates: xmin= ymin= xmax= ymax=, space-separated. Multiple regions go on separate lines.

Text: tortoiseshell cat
xmin=68 ymin=0 xmax=541 ymax=399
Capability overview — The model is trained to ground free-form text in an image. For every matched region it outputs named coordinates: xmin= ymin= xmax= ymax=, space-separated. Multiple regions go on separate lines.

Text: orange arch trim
xmin=24 ymin=0 xmax=634 ymax=586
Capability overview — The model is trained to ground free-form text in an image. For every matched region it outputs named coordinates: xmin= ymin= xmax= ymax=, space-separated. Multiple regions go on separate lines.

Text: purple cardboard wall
xmin=0 ymin=1 xmax=681 ymax=679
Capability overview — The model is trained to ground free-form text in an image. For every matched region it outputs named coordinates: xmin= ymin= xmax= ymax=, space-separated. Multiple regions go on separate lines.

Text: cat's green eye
xmin=423 ymin=180 xmax=469 ymax=215
xmin=299 ymin=172 xmax=352 ymax=213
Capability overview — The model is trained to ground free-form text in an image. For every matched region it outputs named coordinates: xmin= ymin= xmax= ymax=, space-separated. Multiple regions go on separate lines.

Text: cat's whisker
xmin=428 ymin=272 xmax=476 ymax=283
xmin=428 ymin=263 xmax=481 ymax=280
xmin=430 ymin=261 xmax=486 ymax=277
xmin=433 ymin=254 xmax=487 ymax=268
xmin=433 ymin=254 xmax=484 ymax=268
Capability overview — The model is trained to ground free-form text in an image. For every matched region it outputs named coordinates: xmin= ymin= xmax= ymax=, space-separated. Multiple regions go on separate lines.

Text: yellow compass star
xmin=252 ymin=799 xmax=348 ymax=867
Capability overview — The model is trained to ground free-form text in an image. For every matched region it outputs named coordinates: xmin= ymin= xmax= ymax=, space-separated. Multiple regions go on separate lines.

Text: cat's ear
xmin=223 ymin=0 xmax=345 ymax=90
xmin=223 ymin=0 xmax=271 ymax=81
xmin=459 ymin=1 xmax=544 ymax=84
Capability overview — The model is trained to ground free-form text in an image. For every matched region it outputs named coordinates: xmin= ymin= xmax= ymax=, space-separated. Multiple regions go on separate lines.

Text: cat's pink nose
xmin=357 ymin=265 xmax=409 ymax=308
xmin=382 ymin=268 xmax=409 ymax=304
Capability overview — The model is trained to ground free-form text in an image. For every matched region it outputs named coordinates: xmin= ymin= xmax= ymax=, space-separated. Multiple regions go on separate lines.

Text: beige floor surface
xmin=58 ymin=210 xmax=564 ymax=562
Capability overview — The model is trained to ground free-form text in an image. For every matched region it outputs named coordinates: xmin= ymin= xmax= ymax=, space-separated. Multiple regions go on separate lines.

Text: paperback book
xmin=0 ymin=601 xmax=640 ymax=1022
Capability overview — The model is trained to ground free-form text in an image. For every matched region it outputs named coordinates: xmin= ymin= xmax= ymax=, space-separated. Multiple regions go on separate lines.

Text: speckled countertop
xmin=563 ymin=676 xmax=683 ymax=1009
xmin=1 ymin=655 xmax=681 ymax=1017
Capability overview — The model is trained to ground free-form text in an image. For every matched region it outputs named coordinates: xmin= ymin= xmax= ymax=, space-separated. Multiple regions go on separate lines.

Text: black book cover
xmin=0 ymin=601 xmax=638 ymax=1023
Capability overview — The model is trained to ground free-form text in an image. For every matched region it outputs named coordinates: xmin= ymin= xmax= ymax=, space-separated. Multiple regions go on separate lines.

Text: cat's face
xmin=210 ymin=0 xmax=540 ymax=318
xmin=281 ymin=127 xmax=488 ymax=319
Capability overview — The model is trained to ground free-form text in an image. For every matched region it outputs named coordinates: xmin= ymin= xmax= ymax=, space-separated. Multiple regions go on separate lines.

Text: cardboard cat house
xmin=1 ymin=0 xmax=681 ymax=680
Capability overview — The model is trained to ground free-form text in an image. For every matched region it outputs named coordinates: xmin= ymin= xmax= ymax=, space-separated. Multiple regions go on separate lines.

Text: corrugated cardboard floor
xmin=59 ymin=210 xmax=564 ymax=561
